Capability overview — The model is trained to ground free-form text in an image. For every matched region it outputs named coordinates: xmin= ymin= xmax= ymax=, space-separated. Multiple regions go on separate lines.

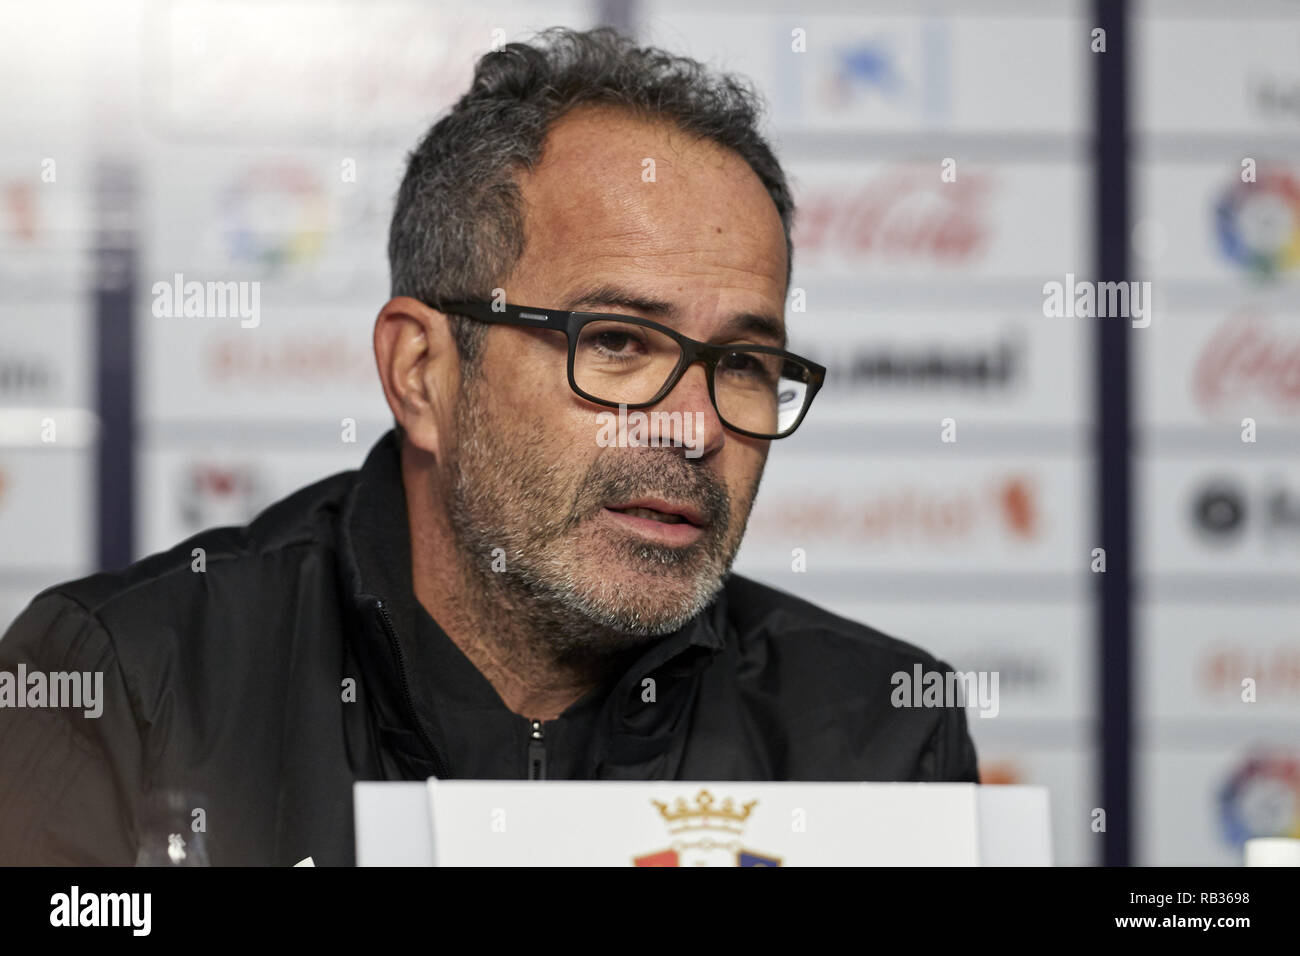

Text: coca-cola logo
xmin=1194 ymin=312 xmax=1300 ymax=414
xmin=794 ymin=169 xmax=992 ymax=264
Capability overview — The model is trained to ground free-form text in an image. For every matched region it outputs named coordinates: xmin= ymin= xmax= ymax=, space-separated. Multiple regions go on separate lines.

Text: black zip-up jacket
xmin=0 ymin=431 xmax=978 ymax=865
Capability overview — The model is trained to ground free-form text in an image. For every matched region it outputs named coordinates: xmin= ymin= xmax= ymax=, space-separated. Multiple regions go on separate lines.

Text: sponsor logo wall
xmin=647 ymin=1 xmax=1097 ymax=863
xmin=0 ymin=1 xmax=97 ymax=632
xmin=1133 ymin=0 xmax=1300 ymax=865
xmin=131 ymin=2 xmax=592 ymax=553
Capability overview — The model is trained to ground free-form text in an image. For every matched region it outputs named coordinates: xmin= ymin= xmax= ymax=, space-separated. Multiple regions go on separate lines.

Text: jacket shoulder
xmin=722 ymin=573 xmax=949 ymax=671
xmin=718 ymin=574 xmax=979 ymax=783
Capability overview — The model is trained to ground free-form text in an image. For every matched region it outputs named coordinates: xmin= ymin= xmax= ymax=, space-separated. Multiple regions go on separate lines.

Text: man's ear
xmin=373 ymin=296 xmax=461 ymax=461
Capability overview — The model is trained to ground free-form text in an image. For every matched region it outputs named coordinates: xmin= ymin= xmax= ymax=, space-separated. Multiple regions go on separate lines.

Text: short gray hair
xmin=387 ymin=25 xmax=795 ymax=369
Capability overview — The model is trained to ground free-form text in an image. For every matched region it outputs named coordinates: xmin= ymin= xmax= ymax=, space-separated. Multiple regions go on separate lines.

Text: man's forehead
xmin=534 ymin=104 xmax=735 ymax=182
xmin=512 ymin=106 xmax=789 ymax=318
xmin=524 ymin=113 xmax=755 ymax=231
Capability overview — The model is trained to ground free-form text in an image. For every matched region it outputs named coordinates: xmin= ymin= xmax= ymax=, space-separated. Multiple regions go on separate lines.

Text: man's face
xmin=443 ymin=105 xmax=788 ymax=652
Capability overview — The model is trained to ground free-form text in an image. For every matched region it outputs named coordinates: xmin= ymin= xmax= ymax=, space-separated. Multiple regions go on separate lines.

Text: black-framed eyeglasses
xmin=434 ymin=300 xmax=826 ymax=440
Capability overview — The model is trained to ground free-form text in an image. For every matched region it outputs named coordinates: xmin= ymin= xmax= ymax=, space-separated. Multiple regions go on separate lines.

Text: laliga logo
xmin=633 ymin=789 xmax=781 ymax=867
xmin=221 ymin=163 xmax=327 ymax=274
xmin=1215 ymin=168 xmax=1300 ymax=280
xmin=1218 ymin=755 xmax=1300 ymax=848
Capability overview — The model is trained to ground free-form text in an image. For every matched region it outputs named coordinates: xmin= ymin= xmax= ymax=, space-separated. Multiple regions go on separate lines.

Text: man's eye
xmin=593 ymin=331 xmax=637 ymax=353
xmin=722 ymin=352 xmax=765 ymax=376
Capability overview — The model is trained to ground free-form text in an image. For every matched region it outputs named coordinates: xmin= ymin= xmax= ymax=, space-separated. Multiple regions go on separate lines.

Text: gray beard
xmin=442 ymin=388 xmax=747 ymax=661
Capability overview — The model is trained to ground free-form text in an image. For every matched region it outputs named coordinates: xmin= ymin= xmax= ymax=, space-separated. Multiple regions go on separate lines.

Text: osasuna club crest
xmin=633 ymin=789 xmax=781 ymax=867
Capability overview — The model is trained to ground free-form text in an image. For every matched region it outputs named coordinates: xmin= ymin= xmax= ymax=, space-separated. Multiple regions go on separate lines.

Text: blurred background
xmin=1 ymin=0 xmax=1298 ymax=866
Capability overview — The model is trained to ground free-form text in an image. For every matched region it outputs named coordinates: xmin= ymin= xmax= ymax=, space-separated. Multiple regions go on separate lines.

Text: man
xmin=0 ymin=26 xmax=977 ymax=866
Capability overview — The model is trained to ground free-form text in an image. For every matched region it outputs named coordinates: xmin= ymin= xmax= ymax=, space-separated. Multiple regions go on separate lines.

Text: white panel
xmin=973 ymin=745 xmax=1095 ymax=867
xmin=1139 ymin=602 xmax=1300 ymax=725
xmin=1138 ymin=744 xmax=1300 ymax=866
xmin=641 ymin=8 xmax=1086 ymax=134
xmin=1136 ymin=307 xmax=1300 ymax=428
xmin=792 ymin=310 xmax=1088 ymax=426
xmin=1135 ymin=161 xmax=1300 ymax=287
xmin=789 ymin=161 xmax=1088 ymax=282
xmin=1138 ymin=457 xmax=1300 ymax=575
xmin=138 ymin=145 xmax=393 ymax=303
xmin=825 ymin=600 xmax=1094 ymax=725
xmin=0 ymin=300 xmax=93 ymax=411
xmin=135 ymin=439 xmax=370 ymax=558
xmin=1135 ymin=14 xmax=1300 ymax=137
xmin=0 ymin=448 xmax=94 ymax=573
xmin=141 ymin=0 xmax=593 ymax=145
xmin=735 ymin=453 xmax=1089 ymax=575
xmin=139 ymin=300 xmax=389 ymax=424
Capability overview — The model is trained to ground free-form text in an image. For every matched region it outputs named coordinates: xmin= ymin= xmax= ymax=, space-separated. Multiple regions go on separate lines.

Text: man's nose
xmin=644 ymin=362 xmax=726 ymax=459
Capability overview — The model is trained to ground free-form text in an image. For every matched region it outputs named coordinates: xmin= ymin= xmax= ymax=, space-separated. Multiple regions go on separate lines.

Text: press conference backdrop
xmin=1 ymin=0 xmax=1297 ymax=866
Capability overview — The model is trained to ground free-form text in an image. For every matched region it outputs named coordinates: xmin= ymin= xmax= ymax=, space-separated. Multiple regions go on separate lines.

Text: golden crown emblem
xmin=652 ymin=789 xmax=758 ymax=836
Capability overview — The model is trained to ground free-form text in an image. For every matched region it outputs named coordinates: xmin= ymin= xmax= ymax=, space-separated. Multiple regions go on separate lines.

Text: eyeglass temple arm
xmin=436 ymin=301 xmax=569 ymax=331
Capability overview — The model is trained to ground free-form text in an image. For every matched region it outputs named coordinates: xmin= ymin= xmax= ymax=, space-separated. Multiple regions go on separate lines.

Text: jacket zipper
xmin=374 ymin=599 xmax=449 ymax=779
xmin=528 ymin=720 xmax=547 ymax=780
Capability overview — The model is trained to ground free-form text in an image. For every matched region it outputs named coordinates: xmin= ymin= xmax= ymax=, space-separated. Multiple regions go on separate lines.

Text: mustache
xmin=568 ymin=449 xmax=731 ymax=531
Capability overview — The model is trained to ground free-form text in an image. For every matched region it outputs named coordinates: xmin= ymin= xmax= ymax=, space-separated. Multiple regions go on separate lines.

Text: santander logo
xmin=1193 ymin=312 xmax=1300 ymax=414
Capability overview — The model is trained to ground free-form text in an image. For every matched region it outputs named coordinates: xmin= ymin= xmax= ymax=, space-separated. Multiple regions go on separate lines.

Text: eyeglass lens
xmin=573 ymin=319 xmax=812 ymax=437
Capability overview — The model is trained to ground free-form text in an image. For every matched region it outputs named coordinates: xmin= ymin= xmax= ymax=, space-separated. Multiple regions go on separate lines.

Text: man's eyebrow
xmin=563 ymin=282 xmax=788 ymax=348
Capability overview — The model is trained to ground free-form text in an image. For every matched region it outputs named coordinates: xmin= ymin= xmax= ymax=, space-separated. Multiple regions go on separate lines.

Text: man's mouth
xmin=616 ymin=507 xmax=685 ymax=524
xmin=604 ymin=498 xmax=706 ymax=527
xmin=601 ymin=498 xmax=709 ymax=546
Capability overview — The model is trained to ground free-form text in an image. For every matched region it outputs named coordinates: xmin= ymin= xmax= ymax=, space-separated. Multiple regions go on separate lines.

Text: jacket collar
xmin=337 ymin=430 xmax=727 ymax=776
xmin=339 ymin=430 xmax=420 ymax=650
